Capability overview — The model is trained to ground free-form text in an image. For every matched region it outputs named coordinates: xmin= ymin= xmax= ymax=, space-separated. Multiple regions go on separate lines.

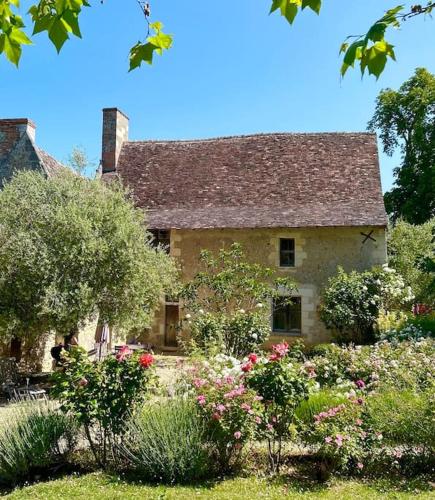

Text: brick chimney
xmin=101 ymin=108 xmax=129 ymax=173
xmin=0 ymin=118 xmax=36 ymax=161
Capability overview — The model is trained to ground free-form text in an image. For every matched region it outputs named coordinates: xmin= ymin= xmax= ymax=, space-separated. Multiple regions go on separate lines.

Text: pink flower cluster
xmin=314 ymin=404 xmax=346 ymax=424
xmin=115 ymin=345 xmax=131 ymax=362
xmin=269 ymin=342 xmax=289 ymax=361
xmin=224 ymin=384 xmax=246 ymax=399
xmin=324 ymin=433 xmax=348 ymax=448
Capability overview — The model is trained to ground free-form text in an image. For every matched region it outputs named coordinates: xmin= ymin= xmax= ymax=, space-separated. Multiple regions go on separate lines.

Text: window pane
xmin=272 ymin=297 xmax=301 ymax=334
xmin=279 ymin=238 xmax=295 ymax=267
xmin=150 ymin=229 xmax=170 ymax=253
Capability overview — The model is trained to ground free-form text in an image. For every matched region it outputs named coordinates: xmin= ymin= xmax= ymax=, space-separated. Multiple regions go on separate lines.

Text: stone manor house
xmin=0 ymin=109 xmax=387 ymax=364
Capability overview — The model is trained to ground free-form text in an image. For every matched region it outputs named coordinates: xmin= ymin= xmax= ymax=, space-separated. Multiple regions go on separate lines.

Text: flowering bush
xmin=307 ymin=396 xmax=382 ymax=474
xmin=52 ymin=346 xmax=156 ymax=468
xmin=186 ymin=354 xmax=263 ymax=470
xmin=308 ymin=339 xmax=435 ymax=391
xmin=246 ymin=342 xmax=310 ymax=473
xmin=320 ymin=265 xmax=414 ymax=343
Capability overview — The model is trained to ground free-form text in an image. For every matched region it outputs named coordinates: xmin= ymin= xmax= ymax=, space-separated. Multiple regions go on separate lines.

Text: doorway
xmin=165 ymin=304 xmax=179 ymax=347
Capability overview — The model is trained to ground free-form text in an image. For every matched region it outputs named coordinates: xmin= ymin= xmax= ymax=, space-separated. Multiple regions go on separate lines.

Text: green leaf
xmin=9 ymin=28 xmax=32 ymax=45
xmin=283 ymin=2 xmax=299 ymax=24
xmin=48 ymin=17 xmax=69 ymax=53
xmin=129 ymin=42 xmax=155 ymax=71
xmin=301 ymin=0 xmax=322 ymax=14
xmin=62 ymin=10 xmax=82 ymax=38
xmin=32 ymin=16 xmax=53 ymax=35
xmin=3 ymin=34 xmax=21 ymax=66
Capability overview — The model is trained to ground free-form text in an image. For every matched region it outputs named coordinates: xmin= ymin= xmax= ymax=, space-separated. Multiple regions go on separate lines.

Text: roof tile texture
xmin=106 ymin=133 xmax=387 ymax=229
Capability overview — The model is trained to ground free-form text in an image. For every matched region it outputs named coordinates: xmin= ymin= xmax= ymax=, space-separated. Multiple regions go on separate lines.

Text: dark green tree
xmin=368 ymin=68 xmax=435 ymax=224
xmin=0 ymin=170 xmax=177 ymax=343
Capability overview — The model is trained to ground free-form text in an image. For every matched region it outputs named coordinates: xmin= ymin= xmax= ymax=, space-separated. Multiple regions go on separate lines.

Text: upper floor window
xmin=272 ymin=297 xmax=301 ymax=335
xmin=149 ymin=229 xmax=170 ymax=253
xmin=279 ymin=238 xmax=295 ymax=267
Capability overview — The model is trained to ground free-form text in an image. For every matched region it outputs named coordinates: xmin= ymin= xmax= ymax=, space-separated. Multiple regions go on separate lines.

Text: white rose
xmin=238 ymin=309 xmax=245 ymax=314
xmin=256 ymin=303 xmax=263 ymax=308
xmin=185 ymin=313 xmax=191 ymax=319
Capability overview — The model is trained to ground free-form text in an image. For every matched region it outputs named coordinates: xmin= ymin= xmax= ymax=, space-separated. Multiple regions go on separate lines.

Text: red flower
xmin=139 ymin=352 xmax=154 ymax=368
xmin=116 ymin=345 xmax=132 ymax=362
xmin=248 ymin=353 xmax=258 ymax=364
xmin=241 ymin=362 xmax=253 ymax=372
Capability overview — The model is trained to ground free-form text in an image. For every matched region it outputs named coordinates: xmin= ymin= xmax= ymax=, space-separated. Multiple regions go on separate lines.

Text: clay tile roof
xmin=107 ymin=132 xmax=387 ymax=229
xmin=36 ymin=147 xmax=68 ymax=177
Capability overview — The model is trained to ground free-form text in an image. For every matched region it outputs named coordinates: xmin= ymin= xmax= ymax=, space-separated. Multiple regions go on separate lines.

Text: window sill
xmin=271 ymin=331 xmax=302 ymax=337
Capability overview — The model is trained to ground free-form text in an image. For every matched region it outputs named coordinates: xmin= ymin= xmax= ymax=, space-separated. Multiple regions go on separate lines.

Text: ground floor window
xmin=272 ymin=297 xmax=302 ymax=335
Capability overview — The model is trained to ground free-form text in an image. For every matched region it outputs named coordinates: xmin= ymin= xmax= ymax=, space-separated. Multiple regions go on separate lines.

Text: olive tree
xmin=0 ymin=170 xmax=177 ymax=343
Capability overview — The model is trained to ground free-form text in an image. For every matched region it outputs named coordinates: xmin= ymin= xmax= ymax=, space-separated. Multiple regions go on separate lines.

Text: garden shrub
xmin=377 ymin=311 xmax=434 ymax=342
xmin=120 ymin=398 xmax=211 ymax=484
xmin=187 ymin=353 xmax=263 ymax=471
xmin=320 ymin=265 xmax=414 ymax=343
xmin=246 ymin=343 xmax=310 ymax=473
xmin=0 ymin=400 xmax=76 ymax=485
xmin=188 ymin=310 xmax=270 ymax=358
xmin=309 ymin=339 xmax=435 ymax=391
xmin=306 ymin=396 xmax=382 ymax=475
xmin=180 ymin=243 xmax=296 ymax=357
xmin=52 ymin=346 xmax=156 ymax=468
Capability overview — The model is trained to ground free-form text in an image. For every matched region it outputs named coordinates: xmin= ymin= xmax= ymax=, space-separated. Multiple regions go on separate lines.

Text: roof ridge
xmin=125 ymin=131 xmax=375 ymax=145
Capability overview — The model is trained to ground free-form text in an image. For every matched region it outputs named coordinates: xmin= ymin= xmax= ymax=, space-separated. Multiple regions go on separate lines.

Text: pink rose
xmin=234 ymin=431 xmax=242 ymax=440
xmin=248 ymin=353 xmax=258 ymax=364
xmin=355 ymin=379 xmax=366 ymax=389
xmin=197 ymin=395 xmax=206 ymax=405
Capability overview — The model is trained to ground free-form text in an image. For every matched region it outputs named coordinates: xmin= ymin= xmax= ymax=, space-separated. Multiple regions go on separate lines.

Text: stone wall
xmin=143 ymin=226 xmax=387 ymax=347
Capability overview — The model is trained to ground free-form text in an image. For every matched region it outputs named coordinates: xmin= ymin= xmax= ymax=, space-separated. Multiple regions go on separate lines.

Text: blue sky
xmin=0 ymin=0 xmax=434 ymax=190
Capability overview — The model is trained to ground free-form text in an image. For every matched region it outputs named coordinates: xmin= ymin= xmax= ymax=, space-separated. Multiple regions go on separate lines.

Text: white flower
xmin=198 ymin=309 xmax=204 ymax=315
xmin=252 ymin=333 xmax=258 ymax=340
xmin=256 ymin=303 xmax=263 ymax=308
xmin=185 ymin=313 xmax=191 ymax=319
xmin=362 ymin=286 xmax=368 ymax=292
xmin=238 ymin=309 xmax=245 ymax=314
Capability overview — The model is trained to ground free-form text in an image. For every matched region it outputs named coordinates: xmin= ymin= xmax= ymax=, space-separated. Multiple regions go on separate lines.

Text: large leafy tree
xmin=368 ymin=68 xmax=435 ymax=224
xmin=388 ymin=218 xmax=435 ymax=305
xmin=0 ymin=1 xmax=433 ymax=77
xmin=0 ymin=170 xmax=178 ymax=342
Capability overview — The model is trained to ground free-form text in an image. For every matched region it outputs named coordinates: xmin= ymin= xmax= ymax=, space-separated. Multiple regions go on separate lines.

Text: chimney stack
xmin=0 ymin=118 xmax=36 ymax=161
xmin=101 ymin=108 xmax=129 ymax=173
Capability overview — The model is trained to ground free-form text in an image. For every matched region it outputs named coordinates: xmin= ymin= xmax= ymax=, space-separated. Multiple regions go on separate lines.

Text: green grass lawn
xmin=4 ymin=472 xmax=434 ymax=499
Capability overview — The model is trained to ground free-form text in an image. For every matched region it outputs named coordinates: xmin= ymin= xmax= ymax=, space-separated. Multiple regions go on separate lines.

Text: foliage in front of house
xmin=320 ymin=264 xmax=414 ymax=343
xmin=387 ymin=218 xmax=435 ymax=306
xmin=1 ymin=335 xmax=433 ymax=486
xmin=52 ymin=346 xmax=156 ymax=469
xmin=180 ymin=243 xmax=296 ymax=357
xmin=0 ymin=171 xmax=178 ymax=342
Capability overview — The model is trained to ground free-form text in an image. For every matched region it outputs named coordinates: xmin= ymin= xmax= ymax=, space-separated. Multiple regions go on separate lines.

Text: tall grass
xmin=0 ymin=400 xmax=76 ymax=484
xmin=366 ymin=388 xmax=435 ymax=448
xmin=120 ymin=398 xmax=211 ymax=484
